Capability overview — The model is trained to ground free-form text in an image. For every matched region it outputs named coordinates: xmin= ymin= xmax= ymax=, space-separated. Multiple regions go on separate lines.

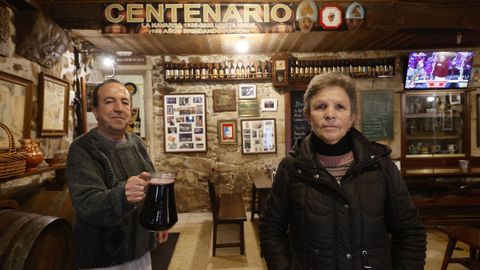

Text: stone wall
xmin=149 ymin=51 xmax=411 ymax=212
xmin=151 ymin=55 xmax=284 ymax=212
xmin=0 ymin=6 xmax=83 ymax=194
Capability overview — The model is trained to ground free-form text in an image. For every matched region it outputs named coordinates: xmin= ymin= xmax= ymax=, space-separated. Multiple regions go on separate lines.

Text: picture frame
xmin=477 ymin=94 xmax=480 ymax=147
xmin=213 ymin=89 xmax=236 ymax=112
xmin=261 ymin=98 xmax=278 ymax=112
xmin=38 ymin=73 xmax=70 ymax=137
xmin=238 ymin=84 xmax=256 ymax=99
xmin=238 ymin=100 xmax=260 ymax=117
xmin=471 ymin=65 xmax=480 ymax=87
xmin=217 ymin=120 xmax=237 ymax=145
xmin=0 ymin=71 xmax=33 ymax=150
xmin=449 ymin=92 xmax=462 ymax=105
xmin=241 ymin=118 xmax=277 ymax=155
xmin=85 ymin=82 xmax=101 ymax=112
xmin=127 ymin=107 xmax=140 ymax=133
xmin=164 ymin=93 xmax=207 ymax=153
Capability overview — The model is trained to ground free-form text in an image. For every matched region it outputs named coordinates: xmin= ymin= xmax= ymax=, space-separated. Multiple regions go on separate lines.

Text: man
xmin=67 ymin=79 xmax=168 ymax=269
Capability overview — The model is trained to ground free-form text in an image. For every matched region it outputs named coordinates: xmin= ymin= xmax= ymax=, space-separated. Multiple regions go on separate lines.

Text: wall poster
xmin=164 ymin=93 xmax=207 ymax=153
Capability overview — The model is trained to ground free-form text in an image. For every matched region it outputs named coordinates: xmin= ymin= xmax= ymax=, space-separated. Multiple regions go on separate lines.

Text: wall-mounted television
xmin=404 ymin=51 xmax=474 ymax=90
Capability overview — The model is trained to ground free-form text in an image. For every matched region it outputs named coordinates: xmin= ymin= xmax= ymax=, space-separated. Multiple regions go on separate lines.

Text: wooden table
xmin=248 ymin=171 xmax=272 ymax=221
xmin=437 ymin=225 xmax=480 ymax=270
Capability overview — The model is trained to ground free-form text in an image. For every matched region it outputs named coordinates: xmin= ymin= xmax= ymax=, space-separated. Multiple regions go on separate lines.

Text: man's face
xmin=92 ymin=82 xmax=131 ymax=137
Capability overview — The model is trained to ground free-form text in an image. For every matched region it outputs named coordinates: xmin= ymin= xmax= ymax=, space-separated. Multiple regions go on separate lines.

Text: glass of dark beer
xmin=139 ymin=172 xmax=178 ymax=231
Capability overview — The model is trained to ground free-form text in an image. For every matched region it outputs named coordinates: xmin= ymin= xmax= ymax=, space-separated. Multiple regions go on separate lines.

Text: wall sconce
xmin=102 ymin=54 xmax=116 ymax=78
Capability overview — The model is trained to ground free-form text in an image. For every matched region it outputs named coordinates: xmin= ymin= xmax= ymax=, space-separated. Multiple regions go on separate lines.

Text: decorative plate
xmin=125 ymin=82 xmax=137 ymax=96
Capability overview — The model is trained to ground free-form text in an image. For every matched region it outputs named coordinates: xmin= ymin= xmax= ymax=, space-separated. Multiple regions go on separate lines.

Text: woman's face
xmin=307 ymin=86 xmax=355 ymax=144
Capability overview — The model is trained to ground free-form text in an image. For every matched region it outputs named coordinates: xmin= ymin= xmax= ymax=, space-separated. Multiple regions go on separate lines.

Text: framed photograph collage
xmin=164 ymin=93 xmax=207 ymax=153
xmin=241 ymin=118 xmax=277 ymax=154
xmin=165 ymin=83 xmax=278 ymax=154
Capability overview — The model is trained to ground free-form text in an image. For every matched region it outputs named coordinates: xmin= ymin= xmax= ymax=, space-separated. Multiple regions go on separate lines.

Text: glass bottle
xmin=250 ymin=61 xmax=256 ymax=78
xmin=256 ymin=60 xmax=263 ymax=78
xmin=264 ymin=60 xmax=270 ymax=78
xmin=134 ymin=112 xmax=141 ymax=136
xmin=230 ymin=61 xmax=236 ymax=78
xmin=212 ymin=63 xmax=218 ymax=79
xmin=218 ymin=62 xmax=225 ymax=79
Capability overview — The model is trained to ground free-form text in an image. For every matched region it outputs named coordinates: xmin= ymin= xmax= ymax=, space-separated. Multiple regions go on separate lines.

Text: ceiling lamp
xmin=235 ymin=37 xmax=250 ymax=54
xmin=102 ymin=54 xmax=116 ymax=78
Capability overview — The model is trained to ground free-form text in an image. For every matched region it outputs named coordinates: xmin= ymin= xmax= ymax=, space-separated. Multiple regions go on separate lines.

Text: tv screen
xmin=404 ymin=51 xmax=474 ymax=89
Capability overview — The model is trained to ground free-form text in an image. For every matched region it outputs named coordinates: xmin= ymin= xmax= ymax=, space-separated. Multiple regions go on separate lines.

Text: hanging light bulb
xmin=102 ymin=55 xmax=115 ymax=67
xmin=235 ymin=37 xmax=250 ymax=54
xmin=101 ymin=55 xmax=116 ymax=78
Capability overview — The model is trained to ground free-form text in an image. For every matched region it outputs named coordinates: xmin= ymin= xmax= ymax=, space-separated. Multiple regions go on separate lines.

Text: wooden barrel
xmin=21 ymin=187 xmax=74 ymax=226
xmin=0 ymin=209 xmax=73 ymax=270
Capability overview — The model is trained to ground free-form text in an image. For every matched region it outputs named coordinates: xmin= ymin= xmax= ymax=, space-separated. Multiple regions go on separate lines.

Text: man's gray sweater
xmin=66 ymin=128 xmax=156 ymax=268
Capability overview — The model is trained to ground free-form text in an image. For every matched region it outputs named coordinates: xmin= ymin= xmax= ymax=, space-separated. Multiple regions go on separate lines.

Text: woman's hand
xmin=156 ymin=230 xmax=169 ymax=243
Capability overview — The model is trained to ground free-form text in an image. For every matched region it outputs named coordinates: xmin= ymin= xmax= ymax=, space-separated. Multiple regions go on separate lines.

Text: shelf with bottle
xmin=288 ymin=57 xmax=395 ymax=80
xmin=164 ymin=60 xmax=272 ymax=82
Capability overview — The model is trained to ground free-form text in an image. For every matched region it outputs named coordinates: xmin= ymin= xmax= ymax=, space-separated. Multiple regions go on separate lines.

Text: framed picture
xmin=85 ymin=82 xmax=101 ymax=112
xmin=471 ymin=65 xmax=480 ymax=87
xmin=477 ymin=94 xmax=480 ymax=147
xmin=164 ymin=93 xmax=207 ymax=153
xmin=449 ymin=92 xmax=462 ymax=105
xmin=38 ymin=73 xmax=70 ymax=137
xmin=241 ymin=118 xmax=277 ymax=155
xmin=127 ymin=107 xmax=139 ymax=133
xmin=261 ymin=98 xmax=278 ymax=112
xmin=0 ymin=71 xmax=33 ymax=150
xmin=218 ymin=120 xmax=237 ymax=145
xmin=238 ymin=100 xmax=260 ymax=117
xmin=238 ymin=84 xmax=256 ymax=99
xmin=213 ymin=89 xmax=236 ymax=112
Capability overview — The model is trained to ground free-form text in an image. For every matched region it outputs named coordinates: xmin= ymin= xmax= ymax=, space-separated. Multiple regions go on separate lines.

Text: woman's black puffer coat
xmin=259 ymin=129 xmax=426 ymax=270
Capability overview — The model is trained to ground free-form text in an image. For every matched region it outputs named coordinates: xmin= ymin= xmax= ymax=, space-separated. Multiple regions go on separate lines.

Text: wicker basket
xmin=0 ymin=122 xmax=26 ymax=178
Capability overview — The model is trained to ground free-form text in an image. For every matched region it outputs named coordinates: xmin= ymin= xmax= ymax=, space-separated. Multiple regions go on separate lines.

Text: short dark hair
xmin=303 ymin=73 xmax=357 ymax=117
xmin=90 ymin=79 xmax=127 ymax=108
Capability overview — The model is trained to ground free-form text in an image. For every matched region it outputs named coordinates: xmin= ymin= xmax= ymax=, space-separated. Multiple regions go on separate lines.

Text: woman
xmin=259 ymin=73 xmax=426 ymax=270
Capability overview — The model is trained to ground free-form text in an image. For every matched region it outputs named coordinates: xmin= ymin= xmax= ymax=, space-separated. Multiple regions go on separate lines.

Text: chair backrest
xmin=207 ymin=180 xmax=219 ymax=218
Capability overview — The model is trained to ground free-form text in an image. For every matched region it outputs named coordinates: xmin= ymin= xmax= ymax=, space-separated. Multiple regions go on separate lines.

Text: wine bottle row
xmin=164 ymin=60 xmax=272 ymax=81
xmin=289 ymin=58 xmax=395 ymax=79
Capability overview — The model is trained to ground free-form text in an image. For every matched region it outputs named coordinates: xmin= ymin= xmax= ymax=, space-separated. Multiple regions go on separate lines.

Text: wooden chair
xmin=437 ymin=225 xmax=480 ymax=270
xmin=207 ymin=180 xmax=247 ymax=256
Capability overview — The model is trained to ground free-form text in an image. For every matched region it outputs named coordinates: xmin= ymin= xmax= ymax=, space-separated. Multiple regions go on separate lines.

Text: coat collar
xmin=290 ymin=128 xmax=391 ymax=169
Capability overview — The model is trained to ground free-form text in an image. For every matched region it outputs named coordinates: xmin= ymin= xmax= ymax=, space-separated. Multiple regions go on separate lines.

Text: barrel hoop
xmin=0 ymin=210 xmax=33 ymax=260
xmin=3 ymin=214 xmax=58 ymax=270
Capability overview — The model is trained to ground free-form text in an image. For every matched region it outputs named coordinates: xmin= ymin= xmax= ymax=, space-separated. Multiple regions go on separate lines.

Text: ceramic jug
xmin=20 ymin=138 xmax=44 ymax=170
xmin=447 ymin=144 xmax=457 ymax=154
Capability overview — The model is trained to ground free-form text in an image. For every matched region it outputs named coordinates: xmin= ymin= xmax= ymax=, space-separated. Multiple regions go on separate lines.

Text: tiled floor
xmin=168 ymin=212 xmax=471 ymax=270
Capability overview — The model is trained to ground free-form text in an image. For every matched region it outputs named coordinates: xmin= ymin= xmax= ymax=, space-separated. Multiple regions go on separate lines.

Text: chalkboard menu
xmin=290 ymin=91 xmax=310 ymax=146
xmin=361 ymin=90 xmax=393 ymax=141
